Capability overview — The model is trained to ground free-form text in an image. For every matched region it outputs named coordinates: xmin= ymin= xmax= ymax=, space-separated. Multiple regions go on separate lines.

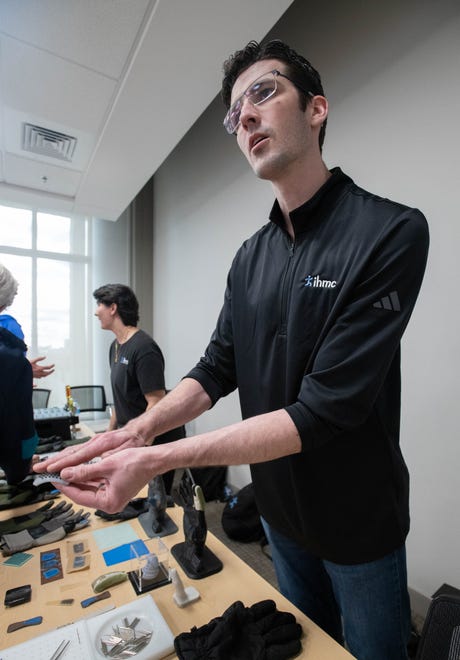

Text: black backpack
xmin=221 ymin=483 xmax=267 ymax=544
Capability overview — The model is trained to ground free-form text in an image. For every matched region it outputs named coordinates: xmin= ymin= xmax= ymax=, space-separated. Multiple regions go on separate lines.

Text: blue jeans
xmin=261 ymin=518 xmax=411 ymax=660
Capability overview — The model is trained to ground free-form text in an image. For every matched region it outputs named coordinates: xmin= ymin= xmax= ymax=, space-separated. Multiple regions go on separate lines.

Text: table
xmin=0 ymin=433 xmax=355 ymax=658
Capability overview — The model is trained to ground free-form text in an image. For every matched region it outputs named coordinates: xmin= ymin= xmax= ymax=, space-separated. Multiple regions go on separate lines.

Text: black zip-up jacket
xmin=0 ymin=327 xmax=38 ymax=484
xmin=187 ymin=168 xmax=429 ymax=563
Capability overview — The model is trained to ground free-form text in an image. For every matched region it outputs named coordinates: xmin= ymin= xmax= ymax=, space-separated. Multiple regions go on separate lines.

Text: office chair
xmin=32 ymin=388 xmax=51 ymax=409
xmin=415 ymin=594 xmax=460 ymax=660
xmin=69 ymin=385 xmax=108 ymax=413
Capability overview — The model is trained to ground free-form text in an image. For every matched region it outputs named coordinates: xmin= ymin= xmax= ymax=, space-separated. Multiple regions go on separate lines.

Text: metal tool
xmin=49 ymin=639 xmax=70 ymax=660
xmin=100 ymin=616 xmax=152 ymax=658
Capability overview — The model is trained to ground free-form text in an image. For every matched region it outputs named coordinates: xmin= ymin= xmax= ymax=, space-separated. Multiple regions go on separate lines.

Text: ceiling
xmin=0 ymin=0 xmax=293 ymax=221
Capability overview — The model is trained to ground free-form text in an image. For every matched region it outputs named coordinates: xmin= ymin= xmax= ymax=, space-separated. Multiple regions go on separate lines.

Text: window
xmin=0 ymin=204 xmax=92 ymax=407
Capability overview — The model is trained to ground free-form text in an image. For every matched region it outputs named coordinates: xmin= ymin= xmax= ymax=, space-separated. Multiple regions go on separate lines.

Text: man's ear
xmin=309 ymin=95 xmax=328 ymax=129
xmin=110 ymin=302 xmax=118 ymax=317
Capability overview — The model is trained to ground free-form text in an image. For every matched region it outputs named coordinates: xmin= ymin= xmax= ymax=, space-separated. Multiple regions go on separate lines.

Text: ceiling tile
xmin=0 ymin=0 xmax=151 ymax=78
xmin=4 ymin=152 xmax=82 ymax=196
xmin=0 ymin=0 xmax=295 ymax=219
xmin=2 ymin=35 xmax=117 ymax=132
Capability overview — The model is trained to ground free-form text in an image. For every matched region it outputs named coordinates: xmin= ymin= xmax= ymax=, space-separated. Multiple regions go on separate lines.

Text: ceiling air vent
xmin=22 ymin=123 xmax=77 ymax=162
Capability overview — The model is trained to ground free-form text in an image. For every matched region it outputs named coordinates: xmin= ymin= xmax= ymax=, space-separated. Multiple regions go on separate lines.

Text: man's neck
xmin=272 ymin=160 xmax=331 ymax=239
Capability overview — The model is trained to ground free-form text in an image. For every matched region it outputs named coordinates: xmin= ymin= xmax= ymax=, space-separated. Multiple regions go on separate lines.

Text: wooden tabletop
xmin=0 ymin=434 xmax=355 ymax=658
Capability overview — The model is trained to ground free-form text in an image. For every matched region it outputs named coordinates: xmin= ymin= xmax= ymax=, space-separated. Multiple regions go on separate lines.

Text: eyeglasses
xmin=223 ymin=69 xmax=313 ymax=135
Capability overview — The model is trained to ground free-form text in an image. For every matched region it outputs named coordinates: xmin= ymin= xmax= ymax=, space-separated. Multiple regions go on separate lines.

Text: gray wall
xmin=91 ymin=178 xmax=154 ymax=402
xmin=152 ymin=0 xmax=460 ymax=600
xmin=91 ymin=208 xmax=131 ymax=399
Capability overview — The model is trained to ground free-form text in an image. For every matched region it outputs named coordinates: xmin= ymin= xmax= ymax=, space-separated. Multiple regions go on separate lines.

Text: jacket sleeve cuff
xmin=284 ymin=401 xmax=337 ymax=452
xmin=184 ymin=367 xmax=224 ymax=407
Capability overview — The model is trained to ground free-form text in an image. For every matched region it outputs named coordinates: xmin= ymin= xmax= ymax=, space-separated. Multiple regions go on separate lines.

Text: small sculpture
xmin=142 ymin=553 xmax=159 ymax=580
xmin=138 ymin=475 xmax=178 ymax=538
xmin=171 ymin=469 xmax=223 ymax=579
xmin=170 ymin=567 xmax=200 ymax=608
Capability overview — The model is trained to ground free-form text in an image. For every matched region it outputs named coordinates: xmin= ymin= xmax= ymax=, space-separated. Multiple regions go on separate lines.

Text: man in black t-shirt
xmin=108 ymin=328 xmax=165 ymax=428
xmin=93 ymin=284 xmax=182 ymax=491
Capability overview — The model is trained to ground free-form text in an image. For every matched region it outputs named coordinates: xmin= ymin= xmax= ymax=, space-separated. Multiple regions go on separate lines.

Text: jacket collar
xmin=269 ymin=167 xmax=353 ymax=235
xmin=0 ymin=327 xmax=27 ymax=353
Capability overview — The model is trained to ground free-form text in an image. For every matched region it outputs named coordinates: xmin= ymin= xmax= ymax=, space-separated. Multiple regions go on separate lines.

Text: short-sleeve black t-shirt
xmin=109 ymin=329 xmax=166 ymax=427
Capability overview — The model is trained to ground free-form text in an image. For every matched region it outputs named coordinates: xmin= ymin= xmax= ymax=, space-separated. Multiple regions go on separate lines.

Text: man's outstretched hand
xmin=33 ymin=428 xmax=146 ymax=475
xmin=48 ymin=448 xmax=156 ymax=512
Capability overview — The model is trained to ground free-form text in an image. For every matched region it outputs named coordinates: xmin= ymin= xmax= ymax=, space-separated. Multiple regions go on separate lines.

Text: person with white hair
xmin=0 ymin=324 xmax=38 ymax=483
xmin=0 ymin=263 xmax=54 ymax=380
xmin=0 ymin=264 xmax=40 ymax=482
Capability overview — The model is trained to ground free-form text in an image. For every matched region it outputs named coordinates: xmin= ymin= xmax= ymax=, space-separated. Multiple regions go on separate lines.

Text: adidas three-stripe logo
xmin=373 ymin=291 xmax=400 ymax=311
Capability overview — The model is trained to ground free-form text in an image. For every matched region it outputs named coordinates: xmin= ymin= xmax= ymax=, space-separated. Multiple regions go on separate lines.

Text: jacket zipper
xmin=279 ymin=239 xmax=295 ymax=336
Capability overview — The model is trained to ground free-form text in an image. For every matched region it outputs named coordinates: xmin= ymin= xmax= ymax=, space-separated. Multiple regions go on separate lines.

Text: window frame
xmin=0 ymin=203 xmax=93 ymax=404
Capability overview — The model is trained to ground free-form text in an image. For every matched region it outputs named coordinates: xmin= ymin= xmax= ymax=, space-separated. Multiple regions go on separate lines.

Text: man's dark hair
xmin=222 ymin=39 xmax=327 ymax=150
xmin=93 ymin=283 xmax=139 ymax=327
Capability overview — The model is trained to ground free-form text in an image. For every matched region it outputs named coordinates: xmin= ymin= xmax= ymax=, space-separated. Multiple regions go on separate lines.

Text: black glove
xmin=95 ymin=497 xmax=148 ymax=521
xmin=0 ymin=509 xmax=90 ymax=555
xmin=35 ymin=439 xmax=66 ymax=453
xmin=0 ymin=500 xmax=71 ymax=534
xmin=0 ymin=478 xmax=60 ymax=510
xmin=174 ymin=599 xmax=302 ymax=660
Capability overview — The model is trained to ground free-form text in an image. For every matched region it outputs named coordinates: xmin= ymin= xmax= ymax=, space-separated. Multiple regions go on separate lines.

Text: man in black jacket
xmin=37 ymin=40 xmax=429 ymax=660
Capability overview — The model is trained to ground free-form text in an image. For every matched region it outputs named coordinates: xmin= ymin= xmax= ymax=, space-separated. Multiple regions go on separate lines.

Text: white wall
xmin=152 ymin=0 xmax=460 ymax=598
xmin=91 ymin=208 xmax=131 ymax=400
